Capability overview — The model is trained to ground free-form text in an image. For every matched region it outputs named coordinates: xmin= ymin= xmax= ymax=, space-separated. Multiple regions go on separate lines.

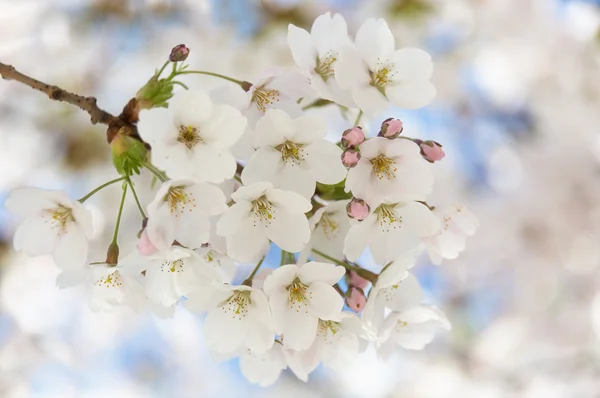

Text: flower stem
xmin=111 ymin=183 xmax=128 ymax=245
xmin=311 ymin=249 xmax=378 ymax=282
xmin=156 ymin=60 xmax=170 ymax=79
xmin=78 ymin=176 xmax=127 ymax=203
xmin=126 ymin=177 xmax=147 ymax=220
xmin=280 ymin=250 xmax=295 ymax=266
xmin=242 ymin=256 xmax=265 ymax=286
xmin=176 ymin=70 xmax=244 ymax=86
xmin=143 ymin=162 xmax=168 ymax=182
xmin=311 ymin=249 xmax=347 ymax=267
xmin=353 ymin=110 xmax=363 ymax=127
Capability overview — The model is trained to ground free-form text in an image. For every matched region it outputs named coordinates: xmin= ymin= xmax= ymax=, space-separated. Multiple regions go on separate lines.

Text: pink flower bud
xmin=346 ymin=287 xmax=367 ymax=313
xmin=169 ymin=44 xmax=190 ymax=62
xmin=379 ymin=118 xmax=404 ymax=139
xmin=341 ymin=127 xmax=365 ymax=149
xmin=341 ymin=149 xmax=361 ymax=168
xmin=137 ymin=229 xmax=158 ymax=256
xmin=346 ymin=198 xmax=370 ymax=221
xmin=420 ymin=140 xmax=445 ymax=163
xmin=349 ymin=270 xmax=370 ymax=289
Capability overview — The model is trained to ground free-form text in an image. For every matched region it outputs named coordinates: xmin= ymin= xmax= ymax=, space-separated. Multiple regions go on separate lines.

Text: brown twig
xmin=0 ymin=61 xmax=119 ymax=126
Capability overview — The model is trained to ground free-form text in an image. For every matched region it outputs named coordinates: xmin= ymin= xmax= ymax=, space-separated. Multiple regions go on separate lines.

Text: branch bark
xmin=0 ymin=61 xmax=119 ymax=126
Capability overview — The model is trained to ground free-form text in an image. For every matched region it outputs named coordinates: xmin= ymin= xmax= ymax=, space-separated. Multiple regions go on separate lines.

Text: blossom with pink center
xmin=419 ymin=140 xmax=445 ymax=162
xmin=379 ymin=118 xmax=404 ymax=139
xmin=341 ymin=127 xmax=365 ymax=148
xmin=341 ymin=149 xmax=361 ymax=168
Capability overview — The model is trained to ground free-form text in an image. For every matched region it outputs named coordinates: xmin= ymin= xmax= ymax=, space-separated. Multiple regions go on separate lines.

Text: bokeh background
xmin=1 ymin=0 xmax=600 ymax=397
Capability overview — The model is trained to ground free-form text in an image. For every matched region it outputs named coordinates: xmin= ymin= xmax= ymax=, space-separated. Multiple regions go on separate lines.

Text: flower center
xmin=374 ymin=204 xmax=401 ymax=232
xmin=370 ymin=154 xmax=397 ymax=180
xmin=318 ymin=320 xmax=342 ymax=343
xmin=318 ymin=213 xmax=340 ymax=239
xmin=163 ymin=186 xmax=196 ymax=218
xmin=315 ymin=52 xmax=337 ymax=80
xmin=178 ymin=125 xmax=202 ymax=149
xmin=276 ymin=140 xmax=304 ymax=165
xmin=161 ymin=258 xmax=184 ymax=273
xmin=44 ymin=205 xmax=75 ymax=234
xmin=251 ymin=196 xmax=275 ymax=225
xmin=222 ymin=290 xmax=252 ymax=320
xmin=286 ymin=278 xmax=311 ymax=313
xmin=397 ymin=320 xmax=408 ymax=328
xmin=370 ymin=61 xmax=397 ymax=89
xmin=95 ymin=271 xmax=123 ymax=288
xmin=252 ymin=85 xmax=281 ymax=113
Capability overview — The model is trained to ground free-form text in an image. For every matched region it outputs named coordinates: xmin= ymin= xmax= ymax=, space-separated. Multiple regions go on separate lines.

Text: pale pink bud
xmin=349 ymin=270 xmax=370 ymax=289
xmin=420 ymin=140 xmax=445 ymax=163
xmin=346 ymin=287 xmax=367 ymax=313
xmin=169 ymin=44 xmax=190 ymax=62
xmin=341 ymin=127 xmax=365 ymax=149
xmin=341 ymin=149 xmax=361 ymax=168
xmin=137 ymin=229 xmax=158 ymax=256
xmin=346 ymin=198 xmax=370 ymax=221
xmin=379 ymin=118 xmax=404 ymax=139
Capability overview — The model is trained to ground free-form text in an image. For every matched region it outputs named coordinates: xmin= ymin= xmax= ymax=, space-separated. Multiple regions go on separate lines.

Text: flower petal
xmin=386 ymin=80 xmax=436 ymax=110
xmin=216 ymin=201 xmax=252 ymax=236
xmin=54 ymin=227 xmax=89 ymax=269
xmin=253 ymin=109 xmax=293 ymax=147
xmin=288 ymin=24 xmax=316 ymax=70
xmin=355 ymin=18 xmax=395 ymax=70
xmin=263 ymin=264 xmax=299 ymax=297
xmin=265 ymin=188 xmax=312 ymax=213
xmin=171 ymin=90 xmax=214 ymax=128
xmin=298 ymin=262 xmax=345 ymax=285
xmin=266 ymin=209 xmax=310 ymax=253
xmin=241 ymin=146 xmax=284 ymax=186
xmin=199 ymin=104 xmax=247 ymax=149
xmin=306 ymin=281 xmax=344 ymax=320
xmin=304 ymin=140 xmax=346 ymax=185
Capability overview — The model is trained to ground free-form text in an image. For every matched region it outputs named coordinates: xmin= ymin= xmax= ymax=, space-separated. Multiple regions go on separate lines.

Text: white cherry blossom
xmin=195 ymin=245 xmax=237 ymax=283
xmin=216 ymin=182 xmax=311 ymax=263
xmin=88 ymin=261 xmax=146 ymax=312
xmin=5 ymin=188 xmax=96 ymax=270
xmin=145 ymin=179 xmax=227 ymax=250
xmin=288 ymin=12 xmax=356 ymax=107
xmin=263 ymin=261 xmax=345 ymax=350
xmin=344 ymin=201 xmax=440 ymax=264
xmin=243 ymin=69 xmax=309 ymax=126
xmin=242 ymin=109 xmax=347 ymax=198
xmin=335 ymin=18 xmax=436 ymax=116
xmin=345 ymin=137 xmax=433 ymax=205
xmin=238 ymin=343 xmax=287 ymax=387
xmin=424 ymin=204 xmax=479 ymax=265
xmin=299 ymin=200 xmax=351 ymax=264
xmin=137 ymin=89 xmax=247 ymax=182
xmin=377 ymin=304 xmax=451 ymax=359
xmin=185 ymin=284 xmax=274 ymax=354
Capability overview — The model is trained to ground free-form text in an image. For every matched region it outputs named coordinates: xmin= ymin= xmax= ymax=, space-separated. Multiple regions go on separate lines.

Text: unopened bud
xmin=346 ymin=287 xmax=367 ymax=312
xmin=111 ymin=134 xmax=148 ymax=176
xmin=420 ymin=140 xmax=445 ymax=163
xmin=341 ymin=127 xmax=365 ymax=148
xmin=137 ymin=229 xmax=158 ymax=256
xmin=346 ymin=198 xmax=370 ymax=221
xmin=169 ymin=44 xmax=190 ymax=62
xmin=341 ymin=149 xmax=361 ymax=168
xmin=379 ymin=118 xmax=403 ymax=139
xmin=349 ymin=270 xmax=370 ymax=289
xmin=106 ymin=242 xmax=120 ymax=266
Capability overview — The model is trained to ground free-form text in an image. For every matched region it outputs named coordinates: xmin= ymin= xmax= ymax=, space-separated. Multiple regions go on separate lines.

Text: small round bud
xmin=420 ymin=140 xmax=445 ymax=163
xmin=169 ymin=44 xmax=190 ymax=62
xmin=346 ymin=198 xmax=370 ymax=221
xmin=341 ymin=149 xmax=361 ymax=168
xmin=346 ymin=287 xmax=367 ymax=313
xmin=341 ymin=127 xmax=365 ymax=148
xmin=349 ymin=270 xmax=370 ymax=289
xmin=379 ymin=118 xmax=404 ymax=139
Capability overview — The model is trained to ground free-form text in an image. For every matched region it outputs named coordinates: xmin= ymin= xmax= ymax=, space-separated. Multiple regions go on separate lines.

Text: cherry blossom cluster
xmin=4 ymin=13 xmax=478 ymax=386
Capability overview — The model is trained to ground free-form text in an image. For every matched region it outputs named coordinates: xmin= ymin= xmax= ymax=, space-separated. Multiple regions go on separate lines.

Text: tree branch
xmin=0 ymin=61 xmax=119 ymax=126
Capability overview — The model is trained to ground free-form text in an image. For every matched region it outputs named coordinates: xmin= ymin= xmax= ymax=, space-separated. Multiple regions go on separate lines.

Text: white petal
xmin=13 ymin=216 xmax=58 ymax=256
xmin=382 ymin=273 xmax=423 ymax=311
xmin=54 ymin=227 xmax=89 ymax=269
xmin=192 ymin=145 xmax=237 ymax=183
xmin=246 ymin=323 xmax=275 ymax=353
xmin=298 ymin=262 xmax=345 ymax=285
xmin=185 ymin=183 xmax=228 ymax=215
xmin=231 ymin=181 xmax=272 ymax=202
xmin=263 ymin=264 xmax=299 ymax=297
xmin=239 ymin=345 xmax=286 ymax=387
xmin=199 ymin=104 xmax=247 ymax=149
xmin=311 ymin=13 xmax=350 ymax=55
xmin=226 ymin=220 xmax=271 ymax=263
xmin=353 ymin=86 xmax=389 ymax=117
xmin=355 ymin=18 xmax=395 ymax=70
xmin=304 ymin=140 xmax=346 ymax=185
xmin=265 ymin=188 xmax=312 ymax=213
xmin=288 ymin=24 xmax=316 ymax=70
xmin=288 ymin=114 xmax=327 ymax=144
xmin=399 ymin=202 xmax=441 ymax=237
xmin=307 ymin=281 xmax=344 ymax=320
xmin=241 ymin=146 xmax=284 ymax=186
xmin=266 ymin=208 xmax=310 ymax=253
xmin=216 ymin=201 xmax=252 ymax=236
xmin=281 ymin=306 xmax=318 ymax=350
xmin=204 ymin=306 xmax=248 ymax=353
xmin=5 ymin=188 xmax=67 ymax=217
xmin=171 ymin=90 xmax=214 ymax=128
xmin=137 ymin=107 xmax=173 ymax=145
xmin=253 ymin=109 xmax=293 ymax=147
xmin=386 ymin=80 xmax=436 ymax=110
xmin=276 ymin=163 xmax=316 ymax=199
xmin=343 ymin=215 xmax=375 ymax=261
xmin=334 ymin=46 xmax=371 ymax=90
xmin=392 ymin=48 xmax=434 ymax=81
